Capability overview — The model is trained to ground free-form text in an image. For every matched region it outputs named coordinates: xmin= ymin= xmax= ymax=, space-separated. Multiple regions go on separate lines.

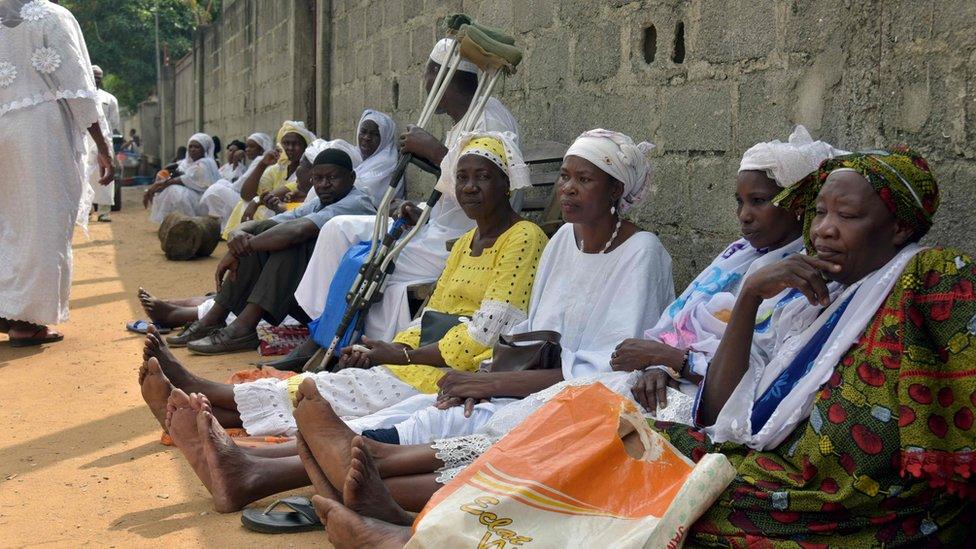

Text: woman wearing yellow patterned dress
xmin=139 ymin=131 xmax=547 ymax=438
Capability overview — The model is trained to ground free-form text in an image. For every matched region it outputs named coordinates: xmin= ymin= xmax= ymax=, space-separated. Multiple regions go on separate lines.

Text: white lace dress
xmin=0 ymin=0 xmax=104 ymax=325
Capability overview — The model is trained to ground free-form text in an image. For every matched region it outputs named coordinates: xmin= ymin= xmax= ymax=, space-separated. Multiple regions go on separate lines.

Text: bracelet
xmin=643 ymin=364 xmax=682 ymax=382
xmin=679 ymin=351 xmax=691 ymax=378
xmin=402 ymin=348 xmax=412 ymax=364
xmin=251 ymin=196 xmax=261 ymax=204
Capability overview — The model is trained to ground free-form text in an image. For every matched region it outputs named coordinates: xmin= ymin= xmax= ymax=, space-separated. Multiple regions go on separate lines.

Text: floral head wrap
xmin=775 ymin=147 xmax=940 ymax=247
xmin=564 ymin=129 xmax=655 ymax=215
xmin=436 ymin=131 xmax=530 ymax=197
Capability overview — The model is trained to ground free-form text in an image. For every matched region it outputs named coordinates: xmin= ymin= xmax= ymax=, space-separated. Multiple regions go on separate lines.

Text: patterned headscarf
xmin=775 ymin=147 xmax=940 ymax=247
xmin=436 ymin=131 xmax=530 ymax=197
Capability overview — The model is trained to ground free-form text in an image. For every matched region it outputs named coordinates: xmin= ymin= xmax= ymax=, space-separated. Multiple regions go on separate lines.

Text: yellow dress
xmin=221 ymin=163 xmax=299 ymax=238
xmin=385 ymin=220 xmax=548 ymax=393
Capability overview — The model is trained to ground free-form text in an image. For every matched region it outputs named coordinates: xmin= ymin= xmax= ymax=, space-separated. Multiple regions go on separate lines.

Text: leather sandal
xmin=165 ymin=320 xmax=225 ymax=348
xmin=187 ymin=327 xmax=260 ymax=355
xmin=241 ymin=496 xmax=322 ymax=534
xmin=10 ymin=326 xmax=64 ymax=347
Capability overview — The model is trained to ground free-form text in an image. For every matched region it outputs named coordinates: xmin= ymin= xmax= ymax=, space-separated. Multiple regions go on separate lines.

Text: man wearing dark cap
xmin=181 ymin=143 xmax=376 ymax=354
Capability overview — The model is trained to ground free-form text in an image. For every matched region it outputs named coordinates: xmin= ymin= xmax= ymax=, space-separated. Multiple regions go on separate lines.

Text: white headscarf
xmin=304 ymin=138 xmax=363 ymax=167
xmin=246 ymin=132 xmax=274 ymax=157
xmin=436 ymin=131 xmax=530 ymax=198
xmin=354 ymin=109 xmax=399 ymax=205
xmin=178 ymin=132 xmax=220 ymax=176
xmin=564 ymin=129 xmax=655 ymax=214
xmin=429 ymin=38 xmax=479 ymax=74
xmin=738 ymin=125 xmax=847 ymax=187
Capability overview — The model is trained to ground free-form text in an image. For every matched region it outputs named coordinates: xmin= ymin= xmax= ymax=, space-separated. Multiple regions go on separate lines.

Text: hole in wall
xmin=642 ymin=25 xmax=657 ymax=63
xmin=672 ymin=21 xmax=685 ymax=64
xmin=392 ymin=78 xmax=400 ymax=110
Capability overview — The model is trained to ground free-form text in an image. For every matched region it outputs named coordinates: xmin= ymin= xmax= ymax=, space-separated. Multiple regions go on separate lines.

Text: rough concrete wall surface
xmin=327 ymin=0 xmax=976 ymax=287
xmin=173 ymin=54 xmax=196 ymax=151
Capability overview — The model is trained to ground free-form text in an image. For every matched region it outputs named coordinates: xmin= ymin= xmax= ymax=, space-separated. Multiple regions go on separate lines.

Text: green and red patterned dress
xmin=653 ymin=248 xmax=976 ymax=547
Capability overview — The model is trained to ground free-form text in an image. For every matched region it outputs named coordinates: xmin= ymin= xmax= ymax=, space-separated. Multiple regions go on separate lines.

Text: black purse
xmin=419 ymin=311 xmax=467 ymax=347
xmin=489 ymin=330 xmax=563 ymax=372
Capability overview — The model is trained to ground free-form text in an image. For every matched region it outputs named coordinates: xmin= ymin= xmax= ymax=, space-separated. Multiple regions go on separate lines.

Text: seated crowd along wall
xmin=327 ymin=0 xmax=976 ymax=287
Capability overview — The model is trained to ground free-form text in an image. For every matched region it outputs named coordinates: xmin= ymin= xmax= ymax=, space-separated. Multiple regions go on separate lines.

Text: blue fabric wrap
xmin=749 ymin=292 xmax=856 ymax=435
xmin=308 ymin=218 xmax=408 ymax=349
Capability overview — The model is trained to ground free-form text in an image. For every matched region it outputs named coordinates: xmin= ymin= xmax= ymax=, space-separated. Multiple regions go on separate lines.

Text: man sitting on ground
xmin=171 ymin=143 xmax=376 ymax=354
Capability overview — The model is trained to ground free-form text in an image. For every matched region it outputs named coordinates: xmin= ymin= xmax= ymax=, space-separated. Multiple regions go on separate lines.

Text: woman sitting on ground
xmin=218 ymin=140 xmax=247 ymax=181
xmin=313 ymin=147 xmax=976 ymax=548
xmin=221 ymin=120 xmax=315 ymax=238
xmin=144 ymin=133 xmax=221 ymax=224
xmin=200 ymin=132 xmax=274 ymax=231
xmin=137 ymin=132 xmax=548 ymax=506
xmin=348 ymin=109 xmax=401 ymax=207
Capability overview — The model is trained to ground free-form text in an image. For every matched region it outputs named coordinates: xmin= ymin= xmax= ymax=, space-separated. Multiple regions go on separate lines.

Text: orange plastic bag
xmin=407 ymin=383 xmax=735 ymax=548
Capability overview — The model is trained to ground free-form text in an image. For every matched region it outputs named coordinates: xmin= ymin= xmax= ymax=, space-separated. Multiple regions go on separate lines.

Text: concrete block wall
xmin=328 ymin=0 xmax=976 ymax=287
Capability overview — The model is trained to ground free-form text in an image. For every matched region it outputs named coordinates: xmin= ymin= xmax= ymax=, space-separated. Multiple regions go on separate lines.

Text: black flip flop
xmin=10 ymin=327 xmax=64 ymax=347
xmin=241 ymin=496 xmax=322 ymax=534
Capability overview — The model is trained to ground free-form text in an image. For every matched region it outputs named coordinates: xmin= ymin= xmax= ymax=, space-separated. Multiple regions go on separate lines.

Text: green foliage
xmin=62 ymin=0 xmax=222 ymax=112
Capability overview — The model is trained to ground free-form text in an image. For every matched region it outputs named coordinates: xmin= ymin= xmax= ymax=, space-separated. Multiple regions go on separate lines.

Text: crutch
xmin=305 ymin=21 xmax=522 ymax=373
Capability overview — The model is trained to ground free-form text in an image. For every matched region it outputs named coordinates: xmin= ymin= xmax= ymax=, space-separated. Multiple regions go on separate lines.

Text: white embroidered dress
xmin=0 ymin=0 xmax=105 ymax=325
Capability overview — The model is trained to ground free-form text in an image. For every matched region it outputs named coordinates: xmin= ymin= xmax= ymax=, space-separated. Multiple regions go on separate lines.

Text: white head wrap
xmin=246 ymin=132 xmax=274 ymax=157
xmin=429 ymin=38 xmax=479 ymax=74
xmin=738 ymin=125 xmax=848 ymax=188
xmin=436 ymin=131 xmax=530 ymax=197
xmin=354 ymin=110 xmax=400 ymax=203
xmin=177 ymin=132 xmax=221 ymax=183
xmin=91 ymin=65 xmax=103 ymax=77
xmin=304 ymin=138 xmax=363 ymax=168
xmin=564 ymin=129 xmax=655 ymax=215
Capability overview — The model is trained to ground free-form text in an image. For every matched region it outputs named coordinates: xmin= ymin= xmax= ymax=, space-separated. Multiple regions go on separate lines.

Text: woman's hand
xmin=436 ymin=370 xmax=496 ymax=417
xmin=241 ymin=200 xmax=260 ymax=222
xmin=742 ymin=255 xmax=842 ymax=306
xmin=397 ymin=202 xmax=423 ymax=226
xmin=337 ymin=337 xmax=408 ymax=369
xmin=262 ymin=194 xmax=286 ymax=214
xmin=631 ymin=369 xmax=679 ymax=412
xmin=260 ymin=149 xmax=281 ymax=167
xmin=610 ymin=339 xmax=685 ymax=372
xmin=142 ymin=181 xmax=166 ymax=208
xmin=214 ymin=252 xmax=239 ymax=292
xmin=97 ymin=152 xmax=115 ymax=185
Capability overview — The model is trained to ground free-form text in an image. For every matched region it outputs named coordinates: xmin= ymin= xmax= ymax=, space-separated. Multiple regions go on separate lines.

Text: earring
xmin=610 ymin=205 xmax=616 ymax=215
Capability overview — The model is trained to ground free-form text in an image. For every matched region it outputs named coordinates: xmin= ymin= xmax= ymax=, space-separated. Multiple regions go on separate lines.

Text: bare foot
xmin=293 ymin=378 xmax=357 ymax=491
xmin=311 ymin=495 xmax=410 ymax=549
xmin=296 ymin=432 xmax=341 ymax=500
xmin=197 ymin=409 xmax=261 ymax=513
xmin=345 ymin=436 xmax=414 ymax=526
xmin=138 ymin=287 xmax=181 ymax=328
xmin=139 ymin=358 xmax=173 ymax=430
xmin=167 ymin=390 xmax=213 ymax=490
xmin=144 ymin=326 xmax=205 ymax=392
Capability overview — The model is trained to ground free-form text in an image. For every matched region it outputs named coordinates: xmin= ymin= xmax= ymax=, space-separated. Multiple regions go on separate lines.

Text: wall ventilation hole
xmin=392 ymin=78 xmax=400 ymax=110
xmin=672 ymin=21 xmax=685 ymax=64
xmin=642 ymin=25 xmax=657 ymax=63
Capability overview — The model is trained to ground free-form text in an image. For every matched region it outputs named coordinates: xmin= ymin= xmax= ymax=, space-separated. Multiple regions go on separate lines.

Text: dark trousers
xmin=213 ymin=239 xmax=316 ymax=326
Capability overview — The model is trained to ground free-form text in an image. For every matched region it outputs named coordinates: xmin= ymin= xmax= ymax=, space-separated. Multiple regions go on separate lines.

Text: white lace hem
xmin=466 ymin=299 xmax=527 ymax=347
xmin=0 ymin=88 xmax=98 ymax=118
xmin=232 ymin=377 xmax=298 ymax=437
xmin=431 ymin=433 xmax=493 ymax=483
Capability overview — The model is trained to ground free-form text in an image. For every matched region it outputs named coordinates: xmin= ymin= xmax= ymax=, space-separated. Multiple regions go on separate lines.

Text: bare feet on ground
xmin=296 ymin=432 xmax=341 ymax=500
xmin=144 ymin=326 xmax=204 ymax=392
xmin=166 ymin=390 xmax=213 ymax=490
xmin=345 ymin=436 xmax=414 ymax=526
xmin=197 ymin=407 xmax=260 ymax=513
xmin=311 ymin=495 xmax=410 ymax=549
xmin=292 ymin=378 xmax=358 ymax=490
xmin=138 ymin=287 xmax=182 ymax=328
xmin=139 ymin=357 xmax=173 ymax=430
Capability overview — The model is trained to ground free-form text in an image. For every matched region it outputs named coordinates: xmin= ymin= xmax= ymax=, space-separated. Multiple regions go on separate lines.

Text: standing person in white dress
xmin=292 ymin=38 xmax=520 ymax=354
xmin=0 ymin=0 xmax=114 ymax=346
xmin=88 ymin=64 xmax=119 ymax=222
xmin=143 ymin=133 xmax=221 ymax=224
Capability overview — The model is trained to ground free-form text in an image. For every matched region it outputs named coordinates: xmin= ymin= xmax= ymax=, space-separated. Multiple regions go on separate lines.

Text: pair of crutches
xmin=304 ymin=16 xmax=522 ymax=373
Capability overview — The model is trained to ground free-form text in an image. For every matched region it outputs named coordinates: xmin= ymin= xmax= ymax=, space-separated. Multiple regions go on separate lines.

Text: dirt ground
xmin=0 ymin=187 xmax=326 ymax=547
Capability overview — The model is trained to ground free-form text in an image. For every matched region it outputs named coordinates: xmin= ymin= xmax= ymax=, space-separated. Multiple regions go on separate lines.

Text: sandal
xmin=10 ymin=326 xmax=64 ymax=347
xmin=125 ymin=319 xmax=173 ymax=335
xmin=240 ymin=496 xmax=322 ymax=534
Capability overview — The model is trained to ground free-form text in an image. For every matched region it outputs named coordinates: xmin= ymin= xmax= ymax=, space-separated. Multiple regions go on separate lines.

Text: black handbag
xmin=419 ymin=311 xmax=467 ymax=348
xmin=489 ymin=330 xmax=562 ymax=372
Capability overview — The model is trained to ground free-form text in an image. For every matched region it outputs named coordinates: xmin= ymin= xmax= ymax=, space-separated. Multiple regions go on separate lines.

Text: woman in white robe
xmin=353 ymin=109 xmax=401 ymax=207
xmin=0 ymin=0 xmax=114 ymax=345
xmin=200 ymin=132 xmax=273 ymax=230
xmin=294 ymin=39 xmax=520 ymax=342
xmin=145 ymin=133 xmax=221 ymax=224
